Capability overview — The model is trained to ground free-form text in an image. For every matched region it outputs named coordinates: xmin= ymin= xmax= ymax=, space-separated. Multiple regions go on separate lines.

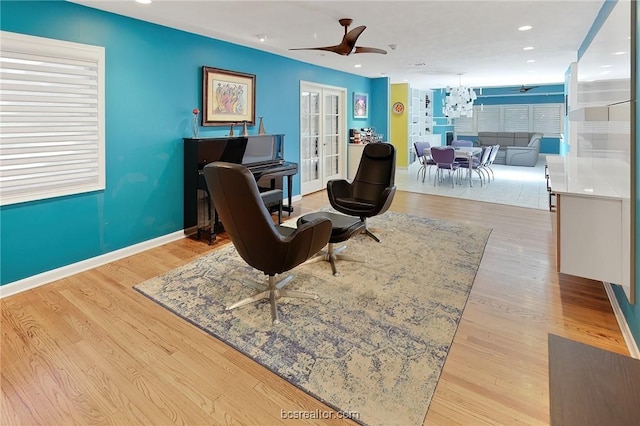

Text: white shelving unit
xmin=424 ymin=89 xmax=433 ymax=134
xmin=408 ymin=88 xmax=434 ymax=163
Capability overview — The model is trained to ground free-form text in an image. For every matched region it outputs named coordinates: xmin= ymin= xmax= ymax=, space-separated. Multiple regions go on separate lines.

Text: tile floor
xmin=395 ymin=155 xmax=552 ymax=211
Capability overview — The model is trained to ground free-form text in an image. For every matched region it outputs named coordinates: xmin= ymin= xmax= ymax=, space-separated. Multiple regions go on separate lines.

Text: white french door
xmin=300 ymin=83 xmax=346 ymax=195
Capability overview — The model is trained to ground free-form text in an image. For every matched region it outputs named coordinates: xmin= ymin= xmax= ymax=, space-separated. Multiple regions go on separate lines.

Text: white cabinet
xmin=347 ymin=143 xmax=366 ymax=180
xmin=547 ymin=156 xmax=630 ymax=296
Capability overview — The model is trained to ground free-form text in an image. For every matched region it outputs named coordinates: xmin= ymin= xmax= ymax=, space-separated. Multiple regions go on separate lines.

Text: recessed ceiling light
xmin=523 ymin=46 xmax=534 ymax=51
xmin=518 ymin=25 xmax=533 ymax=31
xmin=527 ymin=59 xmax=536 ymax=63
xmin=257 ymin=34 xmax=267 ymax=42
xmin=354 ymin=64 xmax=362 ymax=68
xmin=135 ymin=0 xmax=152 ymax=4
xmin=613 ymin=51 xmax=626 ymax=55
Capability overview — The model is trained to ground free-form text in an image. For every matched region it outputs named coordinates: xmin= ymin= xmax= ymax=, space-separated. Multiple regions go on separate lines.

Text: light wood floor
xmin=1 ymin=191 xmax=628 ymax=425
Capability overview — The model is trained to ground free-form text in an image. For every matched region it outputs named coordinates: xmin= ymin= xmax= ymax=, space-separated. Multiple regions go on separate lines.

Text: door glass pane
xmin=310 ymin=115 xmax=319 ymax=136
xmin=301 ymin=88 xmax=343 ymax=193
xmin=311 ymin=136 xmax=320 ymax=180
xmin=310 ymin=93 xmax=320 ymax=114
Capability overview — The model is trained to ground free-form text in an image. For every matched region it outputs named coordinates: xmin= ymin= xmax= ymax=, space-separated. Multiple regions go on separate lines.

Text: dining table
xmin=454 ymin=146 xmax=483 ymax=187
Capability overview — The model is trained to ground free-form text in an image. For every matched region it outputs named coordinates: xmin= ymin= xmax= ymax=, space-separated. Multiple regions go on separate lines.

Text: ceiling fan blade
xmin=289 ymin=21 xmax=384 ymax=57
xmin=517 ymin=85 xmax=541 ymax=92
xmin=289 ymin=45 xmax=346 ymax=54
xmin=344 ymin=25 xmax=366 ymax=45
xmin=354 ymin=46 xmax=387 ymax=55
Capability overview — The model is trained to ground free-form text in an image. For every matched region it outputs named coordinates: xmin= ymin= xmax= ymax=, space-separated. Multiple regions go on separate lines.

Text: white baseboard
xmin=0 ymin=231 xmax=186 ymax=299
xmin=603 ymin=281 xmax=640 ymax=359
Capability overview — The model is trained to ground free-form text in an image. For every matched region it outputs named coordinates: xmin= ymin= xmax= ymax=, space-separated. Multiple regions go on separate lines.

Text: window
xmin=453 ymin=115 xmax=474 ymax=134
xmin=454 ymin=103 xmax=563 ymax=136
xmin=532 ymin=104 xmax=562 ymax=135
xmin=503 ymin=105 xmax=529 ymax=132
xmin=476 ymin=106 xmax=500 ymax=132
xmin=0 ymin=31 xmax=105 ymax=206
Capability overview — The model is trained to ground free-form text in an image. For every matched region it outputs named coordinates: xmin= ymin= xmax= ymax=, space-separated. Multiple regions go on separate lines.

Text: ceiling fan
xmin=289 ymin=18 xmax=387 ymax=56
xmin=516 ymin=85 xmax=540 ymax=93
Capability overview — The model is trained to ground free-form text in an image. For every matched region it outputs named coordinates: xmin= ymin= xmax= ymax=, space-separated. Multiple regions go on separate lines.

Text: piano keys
xmin=183 ymin=134 xmax=298 ymax=242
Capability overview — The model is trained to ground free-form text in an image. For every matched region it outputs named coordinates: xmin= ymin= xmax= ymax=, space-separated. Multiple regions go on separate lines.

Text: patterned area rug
xmin=135 ymin=211 xmax=491 ymax=425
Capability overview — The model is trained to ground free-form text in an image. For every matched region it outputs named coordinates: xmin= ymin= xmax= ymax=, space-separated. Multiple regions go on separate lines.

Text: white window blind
xmin=476 ymin=106 xmax=500 ymax=132
xmin=533 ymin=104 xmax=562 ymax=135
xmin=454 ymin=103 xmax=563 ymax=135
xmin=503 ymin=105 xmax=529 ymax=132
xmin=453 ymin=115 xmax=474 ymax=134
xmin=0 ymin=31 xmax=105 ymax=206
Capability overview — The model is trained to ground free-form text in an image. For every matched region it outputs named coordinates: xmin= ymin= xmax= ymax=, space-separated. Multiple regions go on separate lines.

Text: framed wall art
xmin=202 ymin=66 xmax=256 ymax=126
xmin=353 ymin=92 xmax=368 ymax=119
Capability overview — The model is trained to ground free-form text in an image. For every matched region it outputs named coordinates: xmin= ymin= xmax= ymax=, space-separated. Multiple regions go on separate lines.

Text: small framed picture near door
xmin=353 ymin=92 xmax=368 ymax=119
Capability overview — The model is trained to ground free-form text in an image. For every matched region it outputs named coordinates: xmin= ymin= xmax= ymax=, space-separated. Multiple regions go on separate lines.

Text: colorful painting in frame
xmin=353 ymin=92 xmax=368 ymax=119
xmin=202 ymin=66 xmax=256 ymax=126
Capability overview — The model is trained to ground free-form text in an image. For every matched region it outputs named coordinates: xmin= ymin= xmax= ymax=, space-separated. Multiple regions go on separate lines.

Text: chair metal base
xmin=358 ymin=217 xmax=385 ymax=243
xmin=364 ymin=227 xmax=381 ymax=243
xmin=305 ymin=242 xmax=365 ymax=276
xmin=225 ymin=274 xmax=317 ymax=324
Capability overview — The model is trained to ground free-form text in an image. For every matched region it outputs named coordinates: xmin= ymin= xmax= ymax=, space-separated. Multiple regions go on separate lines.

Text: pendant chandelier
xmin=443 ymin=75 xmax=477 ymax=118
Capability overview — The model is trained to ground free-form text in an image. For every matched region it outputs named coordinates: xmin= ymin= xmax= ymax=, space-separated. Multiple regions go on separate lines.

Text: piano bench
xmin=260 ymin=189 xmax=283 ymax=224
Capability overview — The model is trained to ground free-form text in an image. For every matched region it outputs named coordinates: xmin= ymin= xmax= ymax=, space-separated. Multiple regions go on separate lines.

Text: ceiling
xmin=70 ymin=0 xmax=607 ymax=89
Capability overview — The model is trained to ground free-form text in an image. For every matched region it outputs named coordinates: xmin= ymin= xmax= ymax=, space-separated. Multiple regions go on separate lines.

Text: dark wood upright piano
xmin=183 ymin=134 xmax=298 ymax=241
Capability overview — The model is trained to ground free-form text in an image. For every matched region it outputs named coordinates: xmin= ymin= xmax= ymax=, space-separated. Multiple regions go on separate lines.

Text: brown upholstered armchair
xmin=326 ymin=142 xmax=396 ymax=242
xmin=202 ymin=162 xmax=332 ymax=324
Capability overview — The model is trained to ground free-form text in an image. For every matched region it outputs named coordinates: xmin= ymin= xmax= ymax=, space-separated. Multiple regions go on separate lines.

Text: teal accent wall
xmin=474 ymin=84 xmax=565 ymax=105
xmin=0 ymin=1 xmax=377 ymax=285
xmin=432 ymin=88 xmax=453 ymax=145
xmin=539 ymin=137 xmax=559 ymax=154
xmin=370 ymin=77 xmax=390 ymax=140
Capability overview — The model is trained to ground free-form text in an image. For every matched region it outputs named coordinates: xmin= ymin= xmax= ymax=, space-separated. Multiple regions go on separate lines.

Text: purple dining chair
xmin=413 ymin=141 xmax=436 ymax=182
xmin=451 ymin=139 xmax=474 ymax=147
xmin=430 ymin=146 xmax=460 ymax=188
xmin=458 ymin=145 xmax=492 ymax=187
xmin=451 ymin=139 xmax=474 ymax=162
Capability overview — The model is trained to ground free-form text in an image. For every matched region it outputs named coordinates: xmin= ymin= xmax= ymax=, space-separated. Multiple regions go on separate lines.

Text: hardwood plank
xmin=1 ymin=190 xmax=629 ymax=425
